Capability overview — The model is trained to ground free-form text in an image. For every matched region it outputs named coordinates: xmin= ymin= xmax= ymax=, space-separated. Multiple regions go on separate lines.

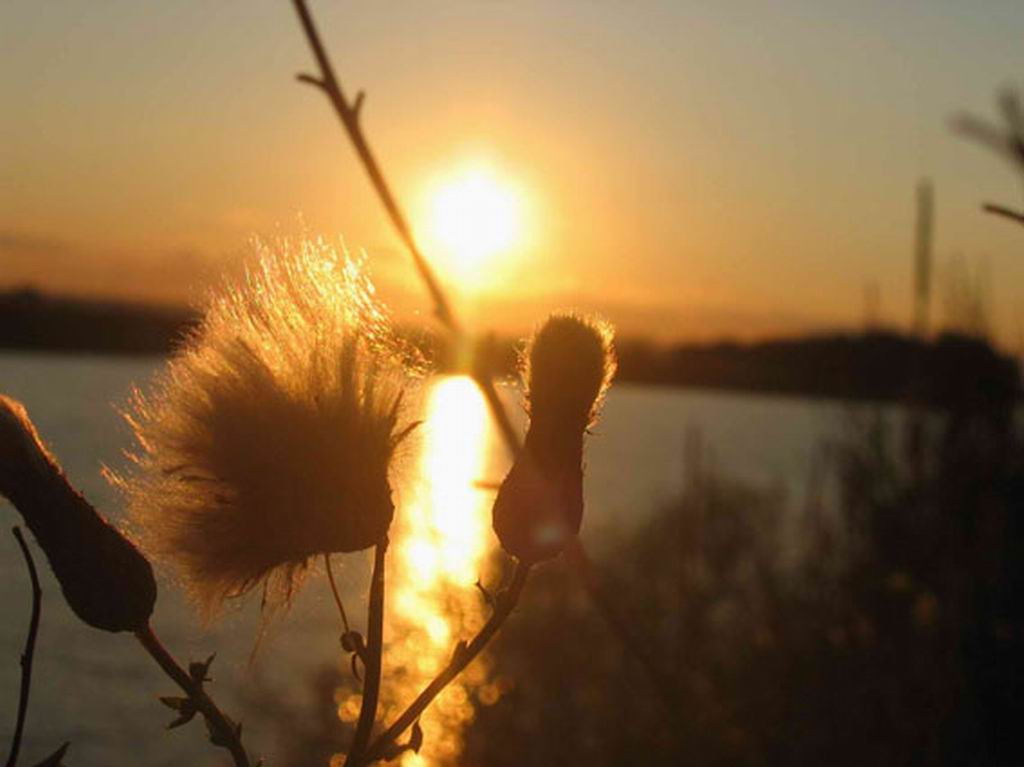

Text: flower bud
xmin=0 ymin=395 xmax=157 ymax=632
xmin=492 ymin=314 xmax=615 ymax=562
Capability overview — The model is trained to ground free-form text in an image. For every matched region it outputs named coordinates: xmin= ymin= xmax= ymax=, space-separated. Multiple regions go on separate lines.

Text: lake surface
xmin=0 ymin=352 xmax=850 ymax=766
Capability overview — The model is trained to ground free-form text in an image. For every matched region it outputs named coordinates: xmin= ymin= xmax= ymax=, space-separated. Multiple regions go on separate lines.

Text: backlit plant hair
xmin=493 ymin=313 xmax=616 ymax=562
xmin=117 ymin=237 xmax=417 ymax=614
xmin=0 ymin=4 xmax=683 ymax=763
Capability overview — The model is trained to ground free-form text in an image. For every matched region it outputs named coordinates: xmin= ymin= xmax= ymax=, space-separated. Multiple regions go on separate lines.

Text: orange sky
xmin=2 ymin=1 xmax=1024 ymax=344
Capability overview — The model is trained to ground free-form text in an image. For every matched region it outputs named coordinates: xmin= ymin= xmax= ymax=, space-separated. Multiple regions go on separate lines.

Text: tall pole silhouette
xmin=913 ymin=179 xmax=934 ymax=338
xmin=908 ymin=179 xmax=934 ymax=483
xmin=863 ymin=280 xmax=881 ymax=330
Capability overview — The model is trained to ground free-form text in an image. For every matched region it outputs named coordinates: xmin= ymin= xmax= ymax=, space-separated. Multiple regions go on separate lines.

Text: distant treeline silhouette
xmin=0 ymin=287 xmax=196 ymax=355
xmin=614 ymin=332 xmax=1020 ymax=404
xmin=1 ymin=287 xmax=1018 ymax=404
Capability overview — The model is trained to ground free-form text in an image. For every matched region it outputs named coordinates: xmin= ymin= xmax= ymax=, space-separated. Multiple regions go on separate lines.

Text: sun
xmin=419 ymin=161 xmax=528 ymax=288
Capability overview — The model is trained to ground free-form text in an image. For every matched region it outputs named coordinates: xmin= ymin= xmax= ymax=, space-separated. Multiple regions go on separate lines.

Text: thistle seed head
xmin=115 ymin=238 xmax=417 ymax=615
xmin=525 ymin=313 xmax=616 ymax=435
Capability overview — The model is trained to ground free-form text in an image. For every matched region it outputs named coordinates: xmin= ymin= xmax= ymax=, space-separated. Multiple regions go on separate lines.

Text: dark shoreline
xmin=1 ymin=288 xmax=1019 ymax=405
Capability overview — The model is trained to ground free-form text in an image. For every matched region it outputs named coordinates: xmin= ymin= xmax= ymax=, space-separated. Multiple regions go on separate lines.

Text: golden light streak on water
xmin=380 ymin=375 xmax=501 ymax=766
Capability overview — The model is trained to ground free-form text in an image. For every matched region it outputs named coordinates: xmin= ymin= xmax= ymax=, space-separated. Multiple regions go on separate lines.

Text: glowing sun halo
xmin=423 ymin=164 xmax=526 ymax=280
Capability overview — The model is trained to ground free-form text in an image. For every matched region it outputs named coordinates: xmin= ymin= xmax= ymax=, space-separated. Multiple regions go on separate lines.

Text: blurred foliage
xmin=464 ymin=339 xmax=1023 ymax=766
xmin=238 ymin=664 xmax=352 ymax=766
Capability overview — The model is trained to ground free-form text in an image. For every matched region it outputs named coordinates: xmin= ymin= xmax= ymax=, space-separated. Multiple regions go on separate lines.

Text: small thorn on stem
xmin=982 ymin=202 xmax=1024 ymax=226
xmin=296 ymin=73 xmax=327 ymax=90
xmin=474 ymin=579 xmax=495 ymax=608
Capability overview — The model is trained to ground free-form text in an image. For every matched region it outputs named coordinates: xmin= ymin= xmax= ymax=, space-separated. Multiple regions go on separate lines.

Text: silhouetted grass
xmin=463 ymin=339 xmax=1023 ymax=766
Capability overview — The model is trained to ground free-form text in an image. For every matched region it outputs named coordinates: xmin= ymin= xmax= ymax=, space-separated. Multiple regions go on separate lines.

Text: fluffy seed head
xmin=525 ymin=313 xmax=616 ymax=433
xmin=116 ymin=238 xmax=416 ymax=614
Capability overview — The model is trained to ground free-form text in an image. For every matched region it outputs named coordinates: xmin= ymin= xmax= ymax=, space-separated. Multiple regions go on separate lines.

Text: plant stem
xmin=357 ymin=562 xmax=531 ymax=766
xmin=5 ymin=528 xmax=41 ymax=767
xmin=983 ymin=202 xmax=1024 ymax=226
xmin=288 ymin=0 xmax=678 ymax=746
xmin=290 ymin=0 xmax=458 ymax=333
xmin=134 ymin=624 xmax=251 ymax=767
xmin=345 ymin=539 xmax=388 ymax=765
xmin=325 ymin=553 xmax=352 ymax=634
xmin=563 ymin=537 xmax=683 ymax=717
xmin=290 ymin=2 xmax=525 ymax=460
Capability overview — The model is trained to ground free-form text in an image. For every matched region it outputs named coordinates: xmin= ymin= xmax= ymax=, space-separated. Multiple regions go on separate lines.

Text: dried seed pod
xmin=116 ymin=240 xmax=417 ymax=614
xmin=492 ymin=314 xmax=615 ymax=562
xmin=0 ymin=395 xmax=156 ymax=632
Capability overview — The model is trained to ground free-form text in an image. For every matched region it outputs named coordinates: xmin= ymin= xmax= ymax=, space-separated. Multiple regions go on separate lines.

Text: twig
xmin=325 ymin=553 xmax=352 ymax=634
xmin=291 ymin=1 xmax=522 ymax=453
xmin=952 ymin=113 xmax=1016 ymax=160
xmin=472 ymin=364 xmax=522 ymax=459
xmin=982 ymin=202 xmax=1024 ymax=227
xmin=5 ymin=528 xmax=41 ymax=767
xmin=134 ymin=625 xmax=251 ymax=767
xmin=344 ymin=539 xmax=388 ymax=766
xmin=563 ymin=538 xmax=683 ymax=716
xmin=357 ymin=562 xmax=531 ymax=766
xmin=290 ymin=0 xmax=459 ymax=333
xmin=288 ymin=0 xmax=681 ymax=746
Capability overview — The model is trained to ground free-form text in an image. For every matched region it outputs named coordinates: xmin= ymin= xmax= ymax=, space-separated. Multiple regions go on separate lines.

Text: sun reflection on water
xmin=380 ymin=375 xmax=500 ymax=766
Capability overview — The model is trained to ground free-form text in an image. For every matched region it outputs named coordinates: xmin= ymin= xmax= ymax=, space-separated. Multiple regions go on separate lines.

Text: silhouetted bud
xmin=493 ymin=314 xmax=615 ymax=562
xmin=0 ymin=395 xmax=157 ymax=632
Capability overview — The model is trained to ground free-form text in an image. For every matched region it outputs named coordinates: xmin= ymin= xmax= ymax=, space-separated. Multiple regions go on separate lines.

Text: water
xmin=0 ymin=352 xmax=846 ymax=766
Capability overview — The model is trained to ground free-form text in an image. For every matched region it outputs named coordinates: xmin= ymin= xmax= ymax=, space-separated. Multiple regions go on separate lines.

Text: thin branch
xmin=982 ymin=202 xmax=1024 ymax=227
xmin=563 ymin=538 xmax=683 ymax=718
xmin=296 ymin=73 xmax=328 ymax=91
xmin=467 ymin=335 xmax=522 ymax=458
xmin=5 ymin=528 xmax=41 ymax=767
xmin=290 ymin=0 xmax=459 ymax=332
xmin=952 ymin=113 xmax=1014 ymax=159
xmin=476 ymin=378 xmax=521 ymax=458
xmin=357 ymin=562 xmax=531 ymax=766
xmin=291 ymin=1 xmax=522 ymax=457
xmin=134 ymin=625 xmax=251 ymax=767
xmin=325 ymin=553 xmax=352 ymax=634
xmin=288 ymin=1 xmax=682 ymax=750
xmin=344 ymin=539 xmax=388 ymax=766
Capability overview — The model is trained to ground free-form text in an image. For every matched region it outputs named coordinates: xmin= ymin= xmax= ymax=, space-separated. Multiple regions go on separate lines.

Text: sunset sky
xmin=3 ymin=1 xmax=1023 ymax=344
